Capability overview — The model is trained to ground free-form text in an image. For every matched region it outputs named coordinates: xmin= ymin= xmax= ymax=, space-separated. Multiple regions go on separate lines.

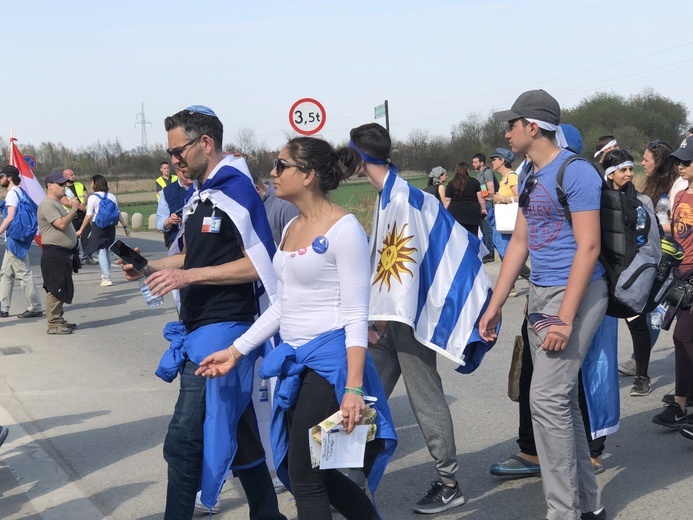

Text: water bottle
xmin=139 ymin=266 xmax=164 ymax=308
xmin=635 ymin=206 xmax=646 ymax=245
xmin=650 ymin=303 xmax=668 ymax=330
xmin=258 ymin=379 xmax=268 ymax=402
xmin=656 ymin=194 xmax=670 ymax=226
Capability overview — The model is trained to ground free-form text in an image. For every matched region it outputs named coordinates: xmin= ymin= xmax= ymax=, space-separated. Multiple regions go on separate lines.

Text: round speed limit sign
xmin=289 ymin=98 xmax=326 ymax=136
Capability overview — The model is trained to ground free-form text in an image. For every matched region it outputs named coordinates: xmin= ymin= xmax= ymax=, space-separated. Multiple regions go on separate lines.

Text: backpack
xmin=555 ymin=156 xmax=670 ymax=318
xmin=93 ymin=193 xmax=120 ymax=228
xmin=4 ymin=188 xmax=38 ymax=242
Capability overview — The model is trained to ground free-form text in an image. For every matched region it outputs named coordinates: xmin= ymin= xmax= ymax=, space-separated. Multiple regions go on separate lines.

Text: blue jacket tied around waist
xmin=258 ymin=328 xmax=397 ymax=496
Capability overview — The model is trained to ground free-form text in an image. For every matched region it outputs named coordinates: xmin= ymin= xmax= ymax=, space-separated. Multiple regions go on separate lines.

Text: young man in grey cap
xmin=479 ymin=90 xmax=607 ymax=520
xmin=0 ymin=165 xmax=43 ymax=319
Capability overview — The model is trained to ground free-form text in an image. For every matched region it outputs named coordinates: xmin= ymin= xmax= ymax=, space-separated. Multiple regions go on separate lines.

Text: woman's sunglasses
xmin=674 ymin=158 xmax=692 ymax=168
xmin=273 ymin=158 xmax=306 ymax=176
xmin=519 ymin=174 xmax=538 ymax=208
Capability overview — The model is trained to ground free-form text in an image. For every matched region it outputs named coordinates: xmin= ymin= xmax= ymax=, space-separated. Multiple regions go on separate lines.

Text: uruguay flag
xmin=369 ymin=168 xmax=497 ymax=373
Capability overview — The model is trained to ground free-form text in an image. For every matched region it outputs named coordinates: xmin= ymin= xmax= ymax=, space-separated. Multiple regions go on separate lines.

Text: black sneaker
xmin=0 ymin=311 xmax=8 ymax=318
xmin=17 ymin=310 xmax=42 ymax=318
xmin=681 ymin=424 xmax=693 ymax=441
xmin=653 ymin=402 xmax=687 ymax=428
xmin=662 ymin=392 xmax=693 ymax=407
xmin=412 ymin=481 xmax=465 ymax=514
xmin=482 ymin=254 xmax=495 ymax=264
xmin=581 ymin=508 xmax=606 ymax=520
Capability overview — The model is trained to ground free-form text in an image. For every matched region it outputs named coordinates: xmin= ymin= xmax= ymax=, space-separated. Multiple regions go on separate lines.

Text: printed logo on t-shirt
xmin=673 ymin=201 xmax=693 ymax=240
xmin=522 ymin=183 xmax=563 ymax=250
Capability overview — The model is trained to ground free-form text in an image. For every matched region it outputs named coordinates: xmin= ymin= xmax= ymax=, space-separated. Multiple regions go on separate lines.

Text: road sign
xmin=374 ymin=103 xmax=386 ymax=119
xmin=289 ymin=98 xmax=326 ymax=136
xmin=23 ymin=155 xmax=37 ymax=170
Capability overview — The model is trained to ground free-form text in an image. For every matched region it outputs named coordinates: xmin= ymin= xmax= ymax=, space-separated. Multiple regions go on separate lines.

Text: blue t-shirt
xmin=519 ymin=149 xmax=605 ymax=286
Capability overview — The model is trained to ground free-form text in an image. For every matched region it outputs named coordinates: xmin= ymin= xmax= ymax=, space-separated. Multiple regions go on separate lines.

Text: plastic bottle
xmin=650 ymin=303 xmax=668 ymax=330
xmin=635 ymin=206 xmax=646 ymax=245
xmin=656 ymin=194 xmax=670 ymax=226
xmin=139 ymin=266 xmax=164 ymax=308
xmin=258 ymin=379 xmax=268 ymax=402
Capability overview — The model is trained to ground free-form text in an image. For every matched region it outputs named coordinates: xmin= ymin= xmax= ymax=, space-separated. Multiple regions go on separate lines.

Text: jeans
xmin=288 ymin=369 xmax=379 ymax=520
xmin=480 ymin=202 xmax=495 ymax=256
xmin=97 ymin=248 xmax=112 ymax=280
xmin=163 ymin=359 xmax=285 ymax=520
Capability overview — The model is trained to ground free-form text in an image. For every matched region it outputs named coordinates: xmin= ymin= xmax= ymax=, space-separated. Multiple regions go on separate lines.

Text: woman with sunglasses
xmin=76 ymin=174 xmax=129 ymax=286
xmin=641 ymin=140 xmax=686 ymax=234
xmin=603 ymin=149 xmax=657 ymax=397
xmin=196 ymin=137 xmax=396 ymax=520
xmin=654 ymin=136 xmax=693 ymax=430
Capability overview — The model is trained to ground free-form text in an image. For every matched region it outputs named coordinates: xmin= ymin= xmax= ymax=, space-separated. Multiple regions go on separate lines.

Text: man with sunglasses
xmin=0 ymin=165 xmax=43 ymax=319
xmin=479 ymin=90 xmax=608 ymax=520
xmin=123 ymin=106 xmax=285 ymax=520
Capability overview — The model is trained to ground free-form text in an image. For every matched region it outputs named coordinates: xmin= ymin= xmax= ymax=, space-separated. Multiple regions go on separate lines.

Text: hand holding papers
xmin=309 ymin=408 xmax=378 ymax=469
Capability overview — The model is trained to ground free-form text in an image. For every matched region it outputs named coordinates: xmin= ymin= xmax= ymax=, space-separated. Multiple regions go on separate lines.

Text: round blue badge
xmin=312 ymin=236 xmax=329 ymax=254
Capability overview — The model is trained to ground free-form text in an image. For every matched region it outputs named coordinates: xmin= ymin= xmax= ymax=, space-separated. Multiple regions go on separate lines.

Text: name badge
xmin=202 ymin=216 xmax=221 ymax=233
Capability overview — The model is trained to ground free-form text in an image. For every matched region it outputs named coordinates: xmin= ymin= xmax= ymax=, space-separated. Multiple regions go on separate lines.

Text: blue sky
xmin=2 ymin=0 xmax=691 ymax=154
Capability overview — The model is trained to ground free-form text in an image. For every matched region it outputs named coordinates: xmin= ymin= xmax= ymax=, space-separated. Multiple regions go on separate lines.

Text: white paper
xmin=318 ymin=425 xmax=369 ymax=469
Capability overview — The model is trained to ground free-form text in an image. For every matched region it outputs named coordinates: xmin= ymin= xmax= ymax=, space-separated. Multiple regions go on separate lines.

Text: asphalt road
xmin=0 ymin=232 xmax=691 ymax=520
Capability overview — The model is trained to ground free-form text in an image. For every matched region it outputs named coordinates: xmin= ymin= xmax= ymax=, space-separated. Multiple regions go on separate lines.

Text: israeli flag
xmin=369 ymin=169 xmax=497 ymax=373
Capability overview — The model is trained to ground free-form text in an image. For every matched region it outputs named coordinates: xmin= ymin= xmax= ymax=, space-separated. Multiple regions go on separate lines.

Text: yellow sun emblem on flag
xmin=373 ymin=222 xmax=417 ymax=292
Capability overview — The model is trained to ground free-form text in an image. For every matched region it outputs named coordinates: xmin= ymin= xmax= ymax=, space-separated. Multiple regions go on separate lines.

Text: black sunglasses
xmin=519 ymin=174 xmax=538 ymax=208
xmin=674 ymin=158 xmax=692 ymax=168
xmin=273 ymin=158 xmax=306 ymax=176
xmin=166 ymin=136 xmax=201 ymax=161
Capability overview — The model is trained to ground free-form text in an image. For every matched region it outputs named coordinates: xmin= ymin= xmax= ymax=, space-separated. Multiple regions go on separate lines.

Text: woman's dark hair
xmin=286 ymin=137 xmax=360 ymax=193
xmin=641 ymin=140 xmax=677 ymax=202
xmin=91 ymin=174 xmax=109 ymax=193
xmin=449 ymin=162 xmax=470 ymax=193
xmin=602 ymin=148 xmax=634 ymax=172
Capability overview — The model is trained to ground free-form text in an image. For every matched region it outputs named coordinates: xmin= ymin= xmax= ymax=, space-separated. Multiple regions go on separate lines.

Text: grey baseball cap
xmin=489 ymin=148 xmax=515 ymax=164
xmin=670 ymin=136 xmax=693 ymax=162
xmin=493 ymin=89 xmax=561 ymax=125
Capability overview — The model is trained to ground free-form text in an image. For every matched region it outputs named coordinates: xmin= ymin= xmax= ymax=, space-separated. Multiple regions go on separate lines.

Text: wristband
xmin=227 ymin=346 xmax=240 ymax=362
xmin=371 ymin=324 xmax=384 ymax=339
xmin=344 ymin=386 xmax=365 ymax=397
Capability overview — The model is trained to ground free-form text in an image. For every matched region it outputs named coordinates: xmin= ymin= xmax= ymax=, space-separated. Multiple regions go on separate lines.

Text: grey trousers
xmin=0 ymin=250 xmax=42 ymax=313
xmin=370 ymin=321 xmax=458 ymax=484
xmin=527 ymin=279 xmax=607 ymax=520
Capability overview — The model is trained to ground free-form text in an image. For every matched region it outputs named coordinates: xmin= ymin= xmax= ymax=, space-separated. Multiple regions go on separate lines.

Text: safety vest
xmin=156 ymin=175 xmax=178 ymax=201
xmin=63 ymin=181 xmax=87 ymax=210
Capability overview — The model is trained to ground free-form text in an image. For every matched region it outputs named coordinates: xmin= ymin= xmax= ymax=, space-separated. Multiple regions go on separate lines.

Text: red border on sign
xmin=289 ymin=98 xmax=326 ymax=136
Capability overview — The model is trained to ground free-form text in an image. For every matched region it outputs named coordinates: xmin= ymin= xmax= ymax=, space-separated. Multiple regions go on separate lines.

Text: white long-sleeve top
xmin=234 ymin=214 xmax=371 ymax=354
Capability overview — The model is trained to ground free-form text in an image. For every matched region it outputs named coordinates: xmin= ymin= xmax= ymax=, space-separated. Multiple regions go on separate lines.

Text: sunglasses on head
xmin=273 ymin=158 xmax=306 ymax=176
xmin=519 ymin=174 xmax=538 ymax=209
xmin=166 ymin=136 xmax=201 ymax=161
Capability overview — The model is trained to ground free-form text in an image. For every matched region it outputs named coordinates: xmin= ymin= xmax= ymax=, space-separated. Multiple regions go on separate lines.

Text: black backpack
xmin=555 ymin=156 xmax=670 ymax=318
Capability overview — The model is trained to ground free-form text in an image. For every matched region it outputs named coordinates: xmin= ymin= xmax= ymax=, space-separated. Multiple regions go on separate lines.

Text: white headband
xmin=594 ymin=139 xmax=618 ymax=159
xmin=525 ymin=118 xmax=568 ymax=149
xmin=604 ymin=161 xmax=634 ymax=180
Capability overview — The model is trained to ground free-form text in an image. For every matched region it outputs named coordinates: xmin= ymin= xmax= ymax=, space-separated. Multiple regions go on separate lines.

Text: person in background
xmin=652 ymin=136 xmax=693 ymax=429
xmin=603 ymin=149 xmax=656 ymax=397
xmin=0 ymin=165 xmax=43 ymax=319
xmin=156 ymin=172 xmax=193 ymax=249
xmin=251 ymin=173 xmax=299 ymax=245
xmin=473 ymin=153 xmax=497 ymax=263
xmin=156 ymin=161 xmax=178 ymax=201
xmin=76 ymin=175 xmax=130 ymax=286
xmin=593 ymin=136 xmax=618 ymax=164
xmin=444 ymin=161 xmax=486 ymax=236
xmin=425 ymin=166 xmax=447 ymax=203
xmin=38 ymin=172 xmax=80 ymax=335
xmin=60 ymin=168 xmax=95 ymax=265
xmin=640 ymin=140 xmax=686 ymax=235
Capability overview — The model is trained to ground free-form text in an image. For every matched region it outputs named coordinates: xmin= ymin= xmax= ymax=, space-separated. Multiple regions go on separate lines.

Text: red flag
xmin=8 ymin=138 xmax=45 ymax=246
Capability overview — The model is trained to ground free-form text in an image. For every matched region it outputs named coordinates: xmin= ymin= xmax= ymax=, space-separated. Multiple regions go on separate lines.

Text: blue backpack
xmin=93 ymin=193 xmax=120 ymax=228
xmin=3 ymin=188 xmax=38 ymax=242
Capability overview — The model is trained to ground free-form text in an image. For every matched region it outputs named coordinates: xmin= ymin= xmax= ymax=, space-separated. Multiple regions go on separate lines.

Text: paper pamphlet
xmin=309 ymin=409 xmax=378 ymax=469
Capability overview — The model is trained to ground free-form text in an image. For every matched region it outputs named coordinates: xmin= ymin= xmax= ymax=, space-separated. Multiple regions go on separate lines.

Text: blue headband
xmin=185 ymin=105 xmax=218 ymax=118
xmin=349 ymin=140 xmax=389 ymax=165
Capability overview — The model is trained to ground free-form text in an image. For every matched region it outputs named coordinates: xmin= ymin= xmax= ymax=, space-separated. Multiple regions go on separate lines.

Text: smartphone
xmin=109 ymin=240 xmax=148 ymax=272
xmin=174 ymin=208 xmax=184 ymax=217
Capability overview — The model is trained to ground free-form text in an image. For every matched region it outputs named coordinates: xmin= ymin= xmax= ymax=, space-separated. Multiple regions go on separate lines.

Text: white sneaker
xmin=272 ymin=476 xmax=287 ymax=493
xmin=194 ymin=491 xmax=220 ymax=514
xmin=100 ymin=277 xmax=113 ymax=287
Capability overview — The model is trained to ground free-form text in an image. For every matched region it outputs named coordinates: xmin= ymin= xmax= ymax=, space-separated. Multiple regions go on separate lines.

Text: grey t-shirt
xmin=38 ymin=197 xmax=78 ymax=249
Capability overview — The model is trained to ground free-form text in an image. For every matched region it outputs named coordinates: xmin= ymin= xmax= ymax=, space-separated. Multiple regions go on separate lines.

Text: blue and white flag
xmin=369 ymin=168 xmax=497 ymax=373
